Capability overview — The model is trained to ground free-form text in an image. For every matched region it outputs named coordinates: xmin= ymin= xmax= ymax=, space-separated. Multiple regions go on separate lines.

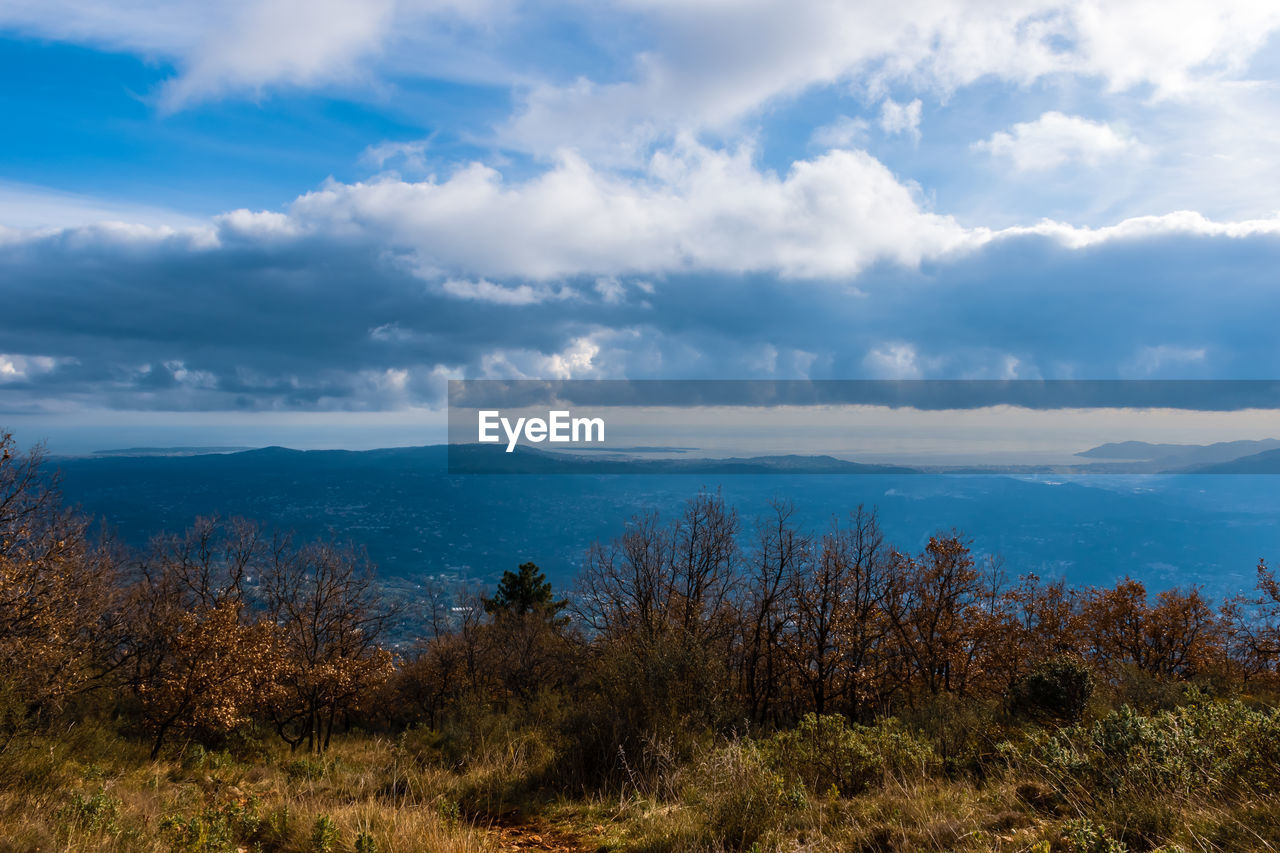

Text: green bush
xmin=283 ymin=756 xmax=330 ymax=782
xmin=1029 ymin=700 xmax=1280 ymax=802
xmin=395 ymin=726 xmax=447 ymax=769
xmin=158 ymin=796 xmax=261 ymax=853
xmin=310 ymin=814 xmax=339 ymax=852
xmin=1062 ymin=818 xmax=1128 ymax=852
xmin=761 ymin=713 xmax=937 ymax=796
xmin=1010 ymin=656 xmax=1094 ymax=724
xmin=58 ymin=787 xmax=122 ymax=835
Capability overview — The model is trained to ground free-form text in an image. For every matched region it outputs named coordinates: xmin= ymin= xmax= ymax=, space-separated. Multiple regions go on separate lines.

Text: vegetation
xmin=5 ymin=430 xmax=1280 ymax=851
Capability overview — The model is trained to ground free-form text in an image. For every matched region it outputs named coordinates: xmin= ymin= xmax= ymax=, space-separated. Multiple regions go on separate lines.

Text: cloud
xmin=879 ymin=98 xmax=922 ymax=142
xmin=438 ymin=278 xmax=569 ymax=305
xmin=972 ymin=111 xmax=1144 ymax=171
xmin=499 ymin=1 xmax=1280 ymax=160
xmin=360 ymin=139 xmax=432 ymax=173
xmin=810 ymin=116 xmax=870 ymax=149
xmin=1 ymin=174 xmax=1279 ymax=416
xmin=255 ymin=141 xmax=974 ymax=280
xmin=0 ymin=354 xmax=65 ymax=383
xmin=1 ymin=0 xmax=1277 ymax=169
xmin=996 ymin=210 xmax=1280 ymax=248
xmin=863 ymin=344 xmax=926 ymax=379
xmin=153 ymin=0 xmax=396 ymax=110
xmin=0 ymin=182 xmax=207 ymax=231
xmin=1129 ymin=344 xmax=1208 ymax=377
xmin=0 ymin=0 xmax=507 ymax=109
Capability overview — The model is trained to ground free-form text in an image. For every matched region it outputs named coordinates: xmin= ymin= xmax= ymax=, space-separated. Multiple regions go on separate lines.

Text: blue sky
xmin=2 ymin=1 xmax=1280 ymax=450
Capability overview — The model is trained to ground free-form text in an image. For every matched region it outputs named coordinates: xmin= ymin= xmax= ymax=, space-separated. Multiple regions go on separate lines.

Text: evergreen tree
xmin=483 ymin=561 xmax=567 ymax=622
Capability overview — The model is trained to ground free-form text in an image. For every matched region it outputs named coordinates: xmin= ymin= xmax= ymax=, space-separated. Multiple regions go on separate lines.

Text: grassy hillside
xmin=8 ymin=432 xmax=1280 ymax=851
xmin=7 ymin=696 xmax=1280 ymax=852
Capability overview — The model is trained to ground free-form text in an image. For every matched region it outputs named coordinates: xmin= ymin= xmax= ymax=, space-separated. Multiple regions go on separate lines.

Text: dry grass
xmin=0 ymin=726 xmax=494 ymax=853
xmin=3 ymin=717 xmax=1278 ymax=853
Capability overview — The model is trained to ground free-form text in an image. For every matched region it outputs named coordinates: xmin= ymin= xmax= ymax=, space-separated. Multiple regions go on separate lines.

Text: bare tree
xmin=783 ymin=507 xmax=890 ymax=717
xmin=259 ymin=538 xmax=394 ymax=752
xmin=739 ymin=499 xmax=805 ymax=725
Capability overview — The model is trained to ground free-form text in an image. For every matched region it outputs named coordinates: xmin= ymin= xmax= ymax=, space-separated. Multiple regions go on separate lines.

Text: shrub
xmin=687 ymin=741 xmax=800 ymax=851
xmin=283 ymin=756 xmax=330 ymax=782
xmin=58 ymin=787 xmax=122 ymax=835
xmin=395 ymin=726 xmax=447 ymax=769
xmin=1010 ymin=656 xmax=1094 ymax=724
xmin=1027 ymin=700 xmax=1280 ymax=811
xmin=310 ymin=814 xmax=339 ymax=852
xmin=158 ymin=796 xmax=261 ymax=853
xmin=761 ymin=713 xmax=937 ymax=796
xmin=1062 ymin=818 xmax=1128 ymax=852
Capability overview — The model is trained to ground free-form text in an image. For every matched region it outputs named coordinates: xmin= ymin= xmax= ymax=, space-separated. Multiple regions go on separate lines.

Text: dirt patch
xmin=487 ymin=818 xmax=595 ymax=852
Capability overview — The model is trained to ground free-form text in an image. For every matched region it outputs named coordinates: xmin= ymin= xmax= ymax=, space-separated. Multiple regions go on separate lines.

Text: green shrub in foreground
xmin=761 ymin=712 xmax=938 ymax=796
xmin=1029 ymin=699 xmax=1280 ymax=801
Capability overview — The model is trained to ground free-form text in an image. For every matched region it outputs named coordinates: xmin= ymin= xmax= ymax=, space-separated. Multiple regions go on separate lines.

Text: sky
xmin=2 ymin=1 xmax=1280 ymax=451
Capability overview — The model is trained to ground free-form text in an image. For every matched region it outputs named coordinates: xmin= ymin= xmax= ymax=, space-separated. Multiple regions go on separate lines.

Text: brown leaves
xmin=0 ymin=433 xmax=121 ymax=721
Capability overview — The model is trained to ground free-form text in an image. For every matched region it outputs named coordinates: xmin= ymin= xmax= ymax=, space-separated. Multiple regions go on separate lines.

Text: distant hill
xmin=1076 ymin=439 xmax=1280 ymax=471
xmin=43 ymin=443 xmax=1280 ymax=605
xmin=89 ymin=446 xmax=253 ymax=457
xmin=1183 ymin=448 xmax=1280 ymax=474
xmin=447 ymin=444 xmax=918 ymax=474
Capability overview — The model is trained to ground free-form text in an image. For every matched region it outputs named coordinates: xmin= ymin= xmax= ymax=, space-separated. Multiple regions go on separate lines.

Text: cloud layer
xmin=2 ymin=1 xmax=1280 ymax=421
xmin=2 ymin=149 xmax=1279 ymax=414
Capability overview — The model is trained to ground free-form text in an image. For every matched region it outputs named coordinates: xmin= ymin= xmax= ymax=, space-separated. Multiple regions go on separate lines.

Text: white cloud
xmin=863 ymin=343 xmax=925 ymax=379
xmin=501 ymin=1 xmax=1280 ymax=160
xmin=810 ymin=115 xmax=870 ymax=149
xmin=0 ymin=0 xmax=1275 ymax=167
xmin=208 ymin=140 xmax=1280 ymax=285
xmin=438 ymin=278 xmax=567 ymax=305
xmin=879 ymin=98 xmax=922 ymax=141
xmin=265 ymin=141 xmax=974 ymax=280
xmin=972 ymin=111 xmax=1144 ymax=171
xmin=995 ymin=209 xmax=1280 ymax=249
xmin=594 ymin=276 xmax=627 ymax=303
xmin=0 ymin=0 xmax=506 ymax=109
xmin=0 ymin=181 xmax=207 ymax=231
xmin=361 ymin=139 xmax=432 ymax=173
xmin=1129 ymin=344 xmax=1208 ymax=376
xmin=9 ymin=143 xmax=1280 ymax=294
xmin=154 ymin=0 xmax=396 ymax=110
xmin=478 ymin=334 xmax=608 ymax=380
xmin=0 ymin=353 xmax=62 ymax=382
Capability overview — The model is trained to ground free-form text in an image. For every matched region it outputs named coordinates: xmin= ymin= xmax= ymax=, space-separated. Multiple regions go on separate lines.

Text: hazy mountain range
xmin=44 ymin=442 xmax=1280 ymax=608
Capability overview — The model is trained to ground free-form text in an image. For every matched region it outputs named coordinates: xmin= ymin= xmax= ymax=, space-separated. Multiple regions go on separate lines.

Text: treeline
xmin=6 ymin=429 xmax=1280 ymax=780
xmin=0 ymin=433 xmax=392 ymax=758
xmin=394 ymin=490 xmax=1280 ymax=784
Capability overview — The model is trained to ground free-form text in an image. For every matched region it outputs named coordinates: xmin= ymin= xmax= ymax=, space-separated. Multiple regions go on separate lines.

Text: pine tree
xmin=483 ymin=562 xmax=567 ymax=622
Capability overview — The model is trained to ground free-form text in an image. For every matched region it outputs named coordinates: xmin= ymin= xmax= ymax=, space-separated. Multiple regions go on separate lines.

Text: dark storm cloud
xmin=2 ymin=223 xmax=1280 ymax=413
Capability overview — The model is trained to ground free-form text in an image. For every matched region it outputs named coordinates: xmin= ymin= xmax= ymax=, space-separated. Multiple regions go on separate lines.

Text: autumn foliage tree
xmin=260 ymin=539 xmax=394 ymax=752
xmin=883 ymin=534 xmax=990 ymax=698
xmin=123 ymin=517 xmax=281 ymax=757
xmin=1082 ymin=578 xmax=1218 ymax=680
xmin=7 ymin=423 xmax=1280 ymax=777
xmin=0 ymin=433 xmax=122 ymax=747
